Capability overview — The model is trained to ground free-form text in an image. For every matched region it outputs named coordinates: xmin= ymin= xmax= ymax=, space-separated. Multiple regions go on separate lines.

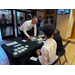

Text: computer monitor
xmin=58 ymin=9 xmax=69 ymax=15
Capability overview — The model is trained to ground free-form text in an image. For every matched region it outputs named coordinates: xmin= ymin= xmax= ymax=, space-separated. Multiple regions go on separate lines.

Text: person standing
xmin=20 ymin=17 xmax=24 ymax=27
xmin=38 ymin=17 xmax=45 ymax=35
xmin=37 ymin=16 xmax=41 ymax=36
xmin=0 ymin=14 xmax=7 ymax=24
xmin=47 ymin=16 xmax=51 ymax=24
xmin=40 ymin=16 xmax=45 ymax=28
xmin=19 ymin=17 xmax=24 ymax=38
xmin=20 ymin=17 xmax=38 ymax=39
xmin=47 ymin=15 xmax=52 ymax=24
xmin=0 ymin=14 xmax=8 ymax=36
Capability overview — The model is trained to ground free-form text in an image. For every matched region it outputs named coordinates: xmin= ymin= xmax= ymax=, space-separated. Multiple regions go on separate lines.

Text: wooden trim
xmin=54 ymin=9 xmax=58 ymax=26
xmin=62 ymin=37 xmax=70 ymax=41
xmin=62 ymin=37 xmax=75 ymax=44
xmin=62 ymin=38 xmax=67 ymax=41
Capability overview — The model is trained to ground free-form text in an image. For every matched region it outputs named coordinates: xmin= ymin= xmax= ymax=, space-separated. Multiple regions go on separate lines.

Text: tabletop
xmin=1 ymin=38 xmax=43 ymax=58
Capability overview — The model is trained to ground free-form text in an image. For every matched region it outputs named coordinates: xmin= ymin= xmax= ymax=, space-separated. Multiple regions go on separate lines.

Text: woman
xmin=53 ymin=29 xmax=64 ymax=55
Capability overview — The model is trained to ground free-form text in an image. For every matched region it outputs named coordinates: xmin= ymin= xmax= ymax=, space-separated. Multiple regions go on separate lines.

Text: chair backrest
xmin=56 ymin=40 xmax=70 ymax=57
xmin=57 ymin=40 xmax=70 ymax=57
xmin=52 ymin=40 xmax=70 ymax=65
xmin=63 ymin=40 xmax=70 ymax=48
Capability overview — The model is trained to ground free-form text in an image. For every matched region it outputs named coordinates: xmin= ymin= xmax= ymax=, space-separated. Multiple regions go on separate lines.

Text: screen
xmin=0 ymin=9 xmax=12 ymax=24
xmin=58 ymin=9 xmax=69 ymax=15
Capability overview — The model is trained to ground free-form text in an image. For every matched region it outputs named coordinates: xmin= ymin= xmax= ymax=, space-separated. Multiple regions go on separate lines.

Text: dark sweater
xmin=53 ymin=34 xmax=64 ymax=55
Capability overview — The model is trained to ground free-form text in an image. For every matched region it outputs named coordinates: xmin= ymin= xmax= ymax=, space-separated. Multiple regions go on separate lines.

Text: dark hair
xmin=55 ymin=29 xmax=60 ymax=35
xmin=2 ymin=14 xmax=5 ymax=17
xmin=20 ymin=17 xmax=23 ymax=20
xmin=42 ymin=24 xmax=55 ymax=37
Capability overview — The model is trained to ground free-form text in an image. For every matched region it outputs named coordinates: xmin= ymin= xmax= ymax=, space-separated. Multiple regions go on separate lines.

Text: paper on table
xmin=22 ymin=40 xmax=27 ymax=42
xmin=30 ymin=56 xmax=38 ymax=61
xmin=6 ymin=41 xmax=18 ymax=46
xmin=25 ymin=45 xmax=29 ymax=47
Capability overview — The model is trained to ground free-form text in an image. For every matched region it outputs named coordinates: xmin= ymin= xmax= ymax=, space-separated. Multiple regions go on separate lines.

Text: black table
xmin=1 ymin=38 xmax=43 ymax=65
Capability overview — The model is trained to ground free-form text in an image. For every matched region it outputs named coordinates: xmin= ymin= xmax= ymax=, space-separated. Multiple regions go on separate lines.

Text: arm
xmin=23 ymin=24 xmax=33 ymax=39
xmin=38 ymin=47 xmax=48 ymax=65
xmin=23 ymin=29 xmax=30 ymax=38
xmin=23 ymin=22 xmax=30 ymax=38
xmin=36 ymin=49 xmax=41 ymax=56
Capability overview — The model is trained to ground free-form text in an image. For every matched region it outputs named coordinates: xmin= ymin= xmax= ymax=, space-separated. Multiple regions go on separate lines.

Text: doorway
xmin=16 ymin=11 xmax=26 ymax=37
xmin=0 ymin=9 xmax=15 ymax=40
xmin=16 ymin=10 xmax=36 ymax=37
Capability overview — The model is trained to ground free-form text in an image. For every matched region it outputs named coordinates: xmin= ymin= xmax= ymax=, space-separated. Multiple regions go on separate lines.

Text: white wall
xmin=56 ymin=13 xmax=70 ymax=39
xmin=66 ymin=9 xmax=74 ymax=38
xmin=32 ymin=9 xmax=44 ymax=18
xmin=56 ymin=9 xmax=74 ymax=39
xmin=37 ymin=11 xmax=44 ymax=18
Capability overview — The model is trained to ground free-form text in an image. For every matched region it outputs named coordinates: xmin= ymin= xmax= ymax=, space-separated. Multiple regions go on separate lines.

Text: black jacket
xmin=53 ymin=34 xmax=64 ymax=55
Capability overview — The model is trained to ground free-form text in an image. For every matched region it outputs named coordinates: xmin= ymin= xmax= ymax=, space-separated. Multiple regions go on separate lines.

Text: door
xmin=0 ymin=9 xmax=15 ymax=39
xmin=16 ymin=11 xmax=26 ymax=37
xmin=16 ymin=11 xmax=35 ymax=37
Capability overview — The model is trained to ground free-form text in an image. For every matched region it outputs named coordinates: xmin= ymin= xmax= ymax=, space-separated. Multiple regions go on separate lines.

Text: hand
xmin=36 ymin=49 xmax=41 ymax=52
xmin=36 ymin=49 xmax=41 ymax=56
xmin=29 ymin=36 xmax=33 ymax=39
xmin=34 ymin=35 xmax=37 ymax=37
